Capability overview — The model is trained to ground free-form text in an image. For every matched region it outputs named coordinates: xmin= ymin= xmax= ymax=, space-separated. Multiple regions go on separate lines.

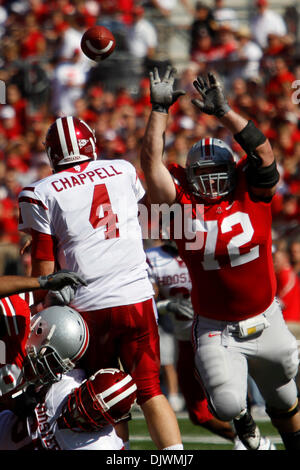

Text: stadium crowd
xmin=0 ymin=0 xmax=299 ymax=362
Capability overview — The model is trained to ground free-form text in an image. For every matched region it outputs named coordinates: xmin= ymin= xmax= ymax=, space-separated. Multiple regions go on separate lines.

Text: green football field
xmin=128 ymin=410 xmax=284 ymax=451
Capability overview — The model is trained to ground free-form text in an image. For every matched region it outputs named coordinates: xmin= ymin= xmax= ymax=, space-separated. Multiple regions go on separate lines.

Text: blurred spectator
xmin=190 ymin=2 xmax=217 ymax=53
xmin=126 ymin=5 xmax=158 ymax=61
xmin=149 ymin=0 xmax=194 ymax=18
xmin=19 ymin=11 xmax=46 ymax=60
xmin=51 ymin=48 xmax=88 ymax=116
xmin=289 ymin=239 xmax=300 ymax=280
xmin=190 ymin=25 xmax=237 ymax=74
xmin=273 ymin=245 xmax=300 ymax=326
xmin=250 ymin=0 xmax=287 ymax=50
xmin=230 ymin=26 xmax=263 ymax=82
xmin=0 ymin=106 xmax=22 ymax=141
xmin=265 ymin=57 xmax=296 ymax=105
xmin=212 ymin=0 xmax=239 ymax=32
xmin=57 ymin=11 xmax=91 ymax=70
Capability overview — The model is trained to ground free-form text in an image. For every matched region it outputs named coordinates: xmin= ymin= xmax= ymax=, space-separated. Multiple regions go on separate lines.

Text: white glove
xmin=166 ymin=297 xmax=194 ymax=320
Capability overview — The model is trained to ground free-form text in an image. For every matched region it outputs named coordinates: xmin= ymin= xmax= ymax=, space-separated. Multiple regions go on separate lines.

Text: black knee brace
xmin=266 ymin=400 xmax=299 ymax=421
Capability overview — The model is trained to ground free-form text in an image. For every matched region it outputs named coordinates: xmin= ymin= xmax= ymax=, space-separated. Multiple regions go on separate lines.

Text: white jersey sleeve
xmin=18 ymin=185 xmax=52 ymax=235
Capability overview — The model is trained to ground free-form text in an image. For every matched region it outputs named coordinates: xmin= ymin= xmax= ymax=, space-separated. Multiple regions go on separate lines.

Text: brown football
xmin=80 ymin=26 xmax=116 ymax=61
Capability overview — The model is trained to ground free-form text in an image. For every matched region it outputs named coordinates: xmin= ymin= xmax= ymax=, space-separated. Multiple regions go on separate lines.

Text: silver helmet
xmin=186 ymin=138 xmax=236 ymax=199
xmin=23 ymin=306 xmax=89 ymax=387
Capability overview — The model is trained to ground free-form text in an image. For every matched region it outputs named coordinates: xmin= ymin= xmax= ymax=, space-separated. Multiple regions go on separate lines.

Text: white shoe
xmin=233 ymin=437 xmax=247 ymax=450
xmin=233 ymin=411 xmax=261 ymax=450
xmin=258 ymin=436 xmax=276 ymax=450
xmin=168 ymin=393 xmax=185 ymax=412
xmin=233 ymin=436 xmax=276 ymax=451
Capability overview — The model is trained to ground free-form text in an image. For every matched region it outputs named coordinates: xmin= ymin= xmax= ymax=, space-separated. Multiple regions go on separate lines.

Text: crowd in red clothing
xmin=0 ymin=0 xmax=298 ymax=319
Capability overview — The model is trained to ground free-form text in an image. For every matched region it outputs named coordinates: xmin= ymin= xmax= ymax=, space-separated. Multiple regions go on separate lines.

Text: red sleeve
xmin=31 ymin=229 xmax=56 ymax=261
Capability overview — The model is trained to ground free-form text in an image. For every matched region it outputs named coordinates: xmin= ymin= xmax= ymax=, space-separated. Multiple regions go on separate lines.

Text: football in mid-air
xmin=80 ymin=26 xmax=116 ymax=62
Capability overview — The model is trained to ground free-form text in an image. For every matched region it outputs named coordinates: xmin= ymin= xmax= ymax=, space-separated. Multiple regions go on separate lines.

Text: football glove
xmin=38 ymin=270 xmax=87 ymax=290
xmin=43 ymin=285 xmax=76 ymax=307
xmin=150 ymin=66 xmax=186 ymax=113
xmin=166 ymin=297 xmax=194 ymax=320
xmin=192 ymin=72 xmax=230 ymax=118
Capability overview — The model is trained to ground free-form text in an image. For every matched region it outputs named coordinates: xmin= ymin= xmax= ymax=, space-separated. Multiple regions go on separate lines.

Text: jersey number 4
xmin=89 ymin=184 xmax=119 ymax=239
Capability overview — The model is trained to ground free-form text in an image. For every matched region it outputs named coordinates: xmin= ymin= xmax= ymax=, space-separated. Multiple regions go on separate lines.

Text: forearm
xmin=141 ymin=111 xmax=176 ymax=205
xmin=31 ymin=259 xmax=54 ymax=304
xmin=0 ymin=276 xmax=40 ymax=298
xmin=218 ymin=109 xmax=248 ymax=135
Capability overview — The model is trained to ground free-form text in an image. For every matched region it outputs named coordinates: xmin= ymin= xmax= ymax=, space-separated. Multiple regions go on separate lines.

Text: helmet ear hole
xmin=23 ymin=306 xmax=89 ymax=387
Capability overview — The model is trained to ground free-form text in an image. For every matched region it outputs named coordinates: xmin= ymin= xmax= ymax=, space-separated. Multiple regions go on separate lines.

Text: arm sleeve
xmin=18 ymin=187 xmax=51 ymax=235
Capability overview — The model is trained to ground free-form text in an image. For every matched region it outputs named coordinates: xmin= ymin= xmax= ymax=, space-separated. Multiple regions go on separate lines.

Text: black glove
xmin=13 ymin=385 xmax=42 ymax=419
xmin=38 ymin=270 xmax=87 ymax=290
xmin=192 ymin=72 xmax=230 ymax=118
xmin=150 ymin=66 xmax=186 ymax=114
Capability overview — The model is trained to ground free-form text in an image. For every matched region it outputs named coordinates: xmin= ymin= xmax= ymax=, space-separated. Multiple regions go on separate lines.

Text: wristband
xmin=234 ymin=120 xmax=266 ymax=155
xmin=151 ymin=103 xmax=169 ymax=114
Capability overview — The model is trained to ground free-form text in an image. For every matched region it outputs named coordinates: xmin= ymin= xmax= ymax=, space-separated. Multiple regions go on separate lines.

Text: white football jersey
xmin=18 ymin=159 xmax=154 ymax=311
xmin=0 ymin=369 xmax=123 ymax=450
xmin=146 ymin=245 xmax=193 ymax=341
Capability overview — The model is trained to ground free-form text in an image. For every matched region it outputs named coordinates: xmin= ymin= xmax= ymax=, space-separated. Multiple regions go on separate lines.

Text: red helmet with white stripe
xmin=186 ymin=138 xmax=236 ymax=199
xmin=44 ymin=116 xmax=98 ymax=169
xmin=58 ymin=368 xmax=137 ymax=432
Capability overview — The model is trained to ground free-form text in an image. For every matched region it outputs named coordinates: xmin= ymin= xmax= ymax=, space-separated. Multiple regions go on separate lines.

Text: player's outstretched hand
xmin=150 ymin=66 xmax=186 ymax=113
xmin=38 ymin=270 xmax=87 ymax=291
xmin=192 ymin=72 xmax=230 ymax=118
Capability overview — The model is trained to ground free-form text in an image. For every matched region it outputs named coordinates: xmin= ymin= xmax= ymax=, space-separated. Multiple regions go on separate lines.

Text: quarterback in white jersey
xmin=18 ymin=116 xmax=182 ymax=450
xmin=18 ymin=158 xmax=153 ymax=312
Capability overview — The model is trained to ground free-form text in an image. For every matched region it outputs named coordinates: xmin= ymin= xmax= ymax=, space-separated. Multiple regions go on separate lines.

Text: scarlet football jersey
xmin=0 ymin=295 xmax=31 ymax=396
xmin=18 ymin=159 xmax=154 ymax=312
xmin=169 ymin=158 xmax=277 ymax=321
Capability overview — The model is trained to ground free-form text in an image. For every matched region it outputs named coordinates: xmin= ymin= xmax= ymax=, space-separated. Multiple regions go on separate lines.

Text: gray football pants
xmin=192 ymin=299 xmax=299 ymax=421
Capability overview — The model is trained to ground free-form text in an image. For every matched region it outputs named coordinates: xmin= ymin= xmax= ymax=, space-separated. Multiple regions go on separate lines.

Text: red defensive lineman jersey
xmin=169 ymin=158 xmax=277 ymax=322
xmin=0 ymin=295 xmax=31 ymax=396
xmin=18 ymin=159 xmax=154 ymax=312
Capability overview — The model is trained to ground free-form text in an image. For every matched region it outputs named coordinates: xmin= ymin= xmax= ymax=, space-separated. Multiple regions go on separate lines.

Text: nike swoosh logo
xmin=226 ymin=202 xmax=234 ymax=211
xmin=208 ymin=333 xmax=221 ymax=337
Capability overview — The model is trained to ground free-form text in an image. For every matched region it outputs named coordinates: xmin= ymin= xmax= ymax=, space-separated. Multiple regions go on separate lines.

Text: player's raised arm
xmin=191 ymin=73 xmax=279 ymax=201
xmin=141 ymin=66 xmax=186 ymax=205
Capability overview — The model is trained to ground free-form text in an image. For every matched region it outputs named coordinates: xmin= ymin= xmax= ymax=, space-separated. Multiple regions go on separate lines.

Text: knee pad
xmin=195 ymin=345 xmax=247 ymax=421
xmin=209 ymin=388 xmax=245 ymax=422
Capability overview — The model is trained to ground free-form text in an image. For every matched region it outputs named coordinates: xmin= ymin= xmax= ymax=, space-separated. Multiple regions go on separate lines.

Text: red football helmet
xmin=44 ymin=116 xmax=98 ymax=169
xmin=58 ymin=368 xmax=137 ymax=432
